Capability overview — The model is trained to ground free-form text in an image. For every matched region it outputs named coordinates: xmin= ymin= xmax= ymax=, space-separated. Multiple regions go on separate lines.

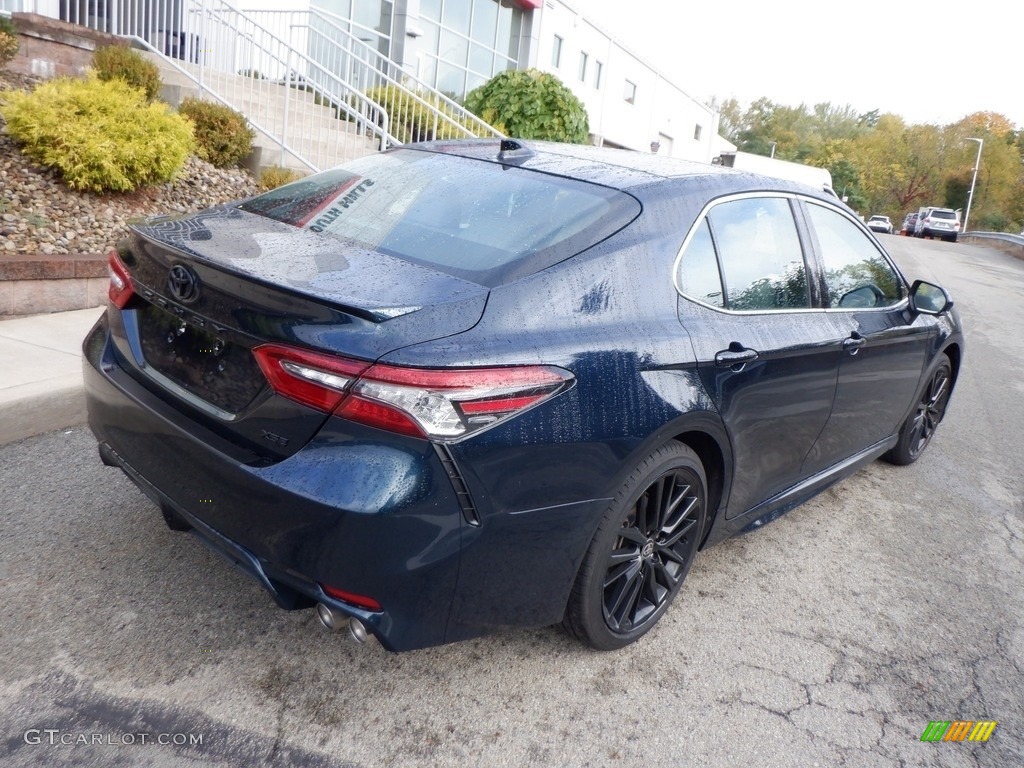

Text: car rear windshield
xmin=238 ymin=149 xmax=641 ymax=286
xmin=930 ymin=209 xmax=957 ymax=220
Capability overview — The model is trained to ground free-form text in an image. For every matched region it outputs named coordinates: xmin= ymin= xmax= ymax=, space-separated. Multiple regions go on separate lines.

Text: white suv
xmin=866 ymin=215 xmax=893 ymax=234
xmin=915 ymin=207 xmax=960 ymax=242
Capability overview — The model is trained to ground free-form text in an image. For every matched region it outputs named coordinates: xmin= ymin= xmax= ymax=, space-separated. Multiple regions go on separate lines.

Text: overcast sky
xmin=583 ymin=0 xmax=1021 ymax=128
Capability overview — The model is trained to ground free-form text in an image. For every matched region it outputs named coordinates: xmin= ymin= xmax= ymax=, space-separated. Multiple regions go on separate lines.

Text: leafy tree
xmin=709 ymin=96 xmax=743 ymax=143
xmin=715 ymin=96 xmax=1023 ymax=229
xmin=464 ymin=69 xmax=589 ymax=143
xmin=857 ymin=109 xmax=881 ymax=129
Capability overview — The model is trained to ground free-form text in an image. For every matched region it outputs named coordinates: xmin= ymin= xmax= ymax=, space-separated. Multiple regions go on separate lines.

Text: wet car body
xmin=84 ymin=140 xmax=963 ymax=651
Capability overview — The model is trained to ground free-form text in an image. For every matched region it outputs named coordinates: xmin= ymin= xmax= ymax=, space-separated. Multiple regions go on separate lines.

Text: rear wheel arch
xmin=558 ymin=419 xmax=730 ymax=620
xmin=674 ymin=430 xmax=726 ymax=547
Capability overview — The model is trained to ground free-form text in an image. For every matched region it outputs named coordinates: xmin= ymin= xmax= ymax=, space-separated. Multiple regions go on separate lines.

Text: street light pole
xmin=963 ymin=137 xmax=983 ymax=234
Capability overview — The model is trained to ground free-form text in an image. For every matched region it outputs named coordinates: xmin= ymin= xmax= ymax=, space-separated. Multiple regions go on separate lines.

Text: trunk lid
xmin=113 ymin=206 xmax=489 ymax=461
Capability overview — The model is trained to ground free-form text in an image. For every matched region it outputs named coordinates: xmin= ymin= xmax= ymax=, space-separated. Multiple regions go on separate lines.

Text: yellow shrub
xmin=259 ymin=166 xmax=304 ymax=190
xmin=92 ymin=44 xmax=162 ymax=102
xmin=366 ymin=85 xmax=478 ymax=143
xmin=0 ymin=16 xmax=19 ymax=67
xmin=0 ymin=75 xmax=194 ymax=193
xmin=178 ymin=97 xmax=255 ymax=169
xmin=0 ymin=33 xmax=18 ymax=68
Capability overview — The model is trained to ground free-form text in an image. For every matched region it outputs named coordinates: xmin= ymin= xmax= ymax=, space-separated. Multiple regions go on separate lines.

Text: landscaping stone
xmin=1 ymin=70 xmax=262 ymax=259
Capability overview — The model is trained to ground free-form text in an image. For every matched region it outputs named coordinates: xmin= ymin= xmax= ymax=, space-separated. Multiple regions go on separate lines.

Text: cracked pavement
xmin=0 ymin=238 xmax=1020 ymax=766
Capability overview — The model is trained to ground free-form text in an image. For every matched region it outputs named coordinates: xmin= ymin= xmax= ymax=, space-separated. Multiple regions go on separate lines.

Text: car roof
xmin=405 ymin=138 xmax=833 ymax=199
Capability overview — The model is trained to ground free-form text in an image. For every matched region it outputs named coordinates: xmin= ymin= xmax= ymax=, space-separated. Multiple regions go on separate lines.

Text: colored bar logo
xmin=921 ymin=721 xmax=997 ymax=742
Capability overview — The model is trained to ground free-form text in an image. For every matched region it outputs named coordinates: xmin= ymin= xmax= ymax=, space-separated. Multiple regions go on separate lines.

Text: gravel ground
xmin=0 ymin=70 xmax=261 ymax=256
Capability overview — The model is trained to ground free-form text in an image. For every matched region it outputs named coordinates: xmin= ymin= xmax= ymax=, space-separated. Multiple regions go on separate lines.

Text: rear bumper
xmin=83 ymin=312 xmax=465 ymax=651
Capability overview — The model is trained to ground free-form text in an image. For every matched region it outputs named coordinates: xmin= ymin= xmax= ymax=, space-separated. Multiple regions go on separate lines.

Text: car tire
xmin=882 ymin=355 xmax=952 ymax=466
xmin=563 ymin=440 xmax=706 ymax=650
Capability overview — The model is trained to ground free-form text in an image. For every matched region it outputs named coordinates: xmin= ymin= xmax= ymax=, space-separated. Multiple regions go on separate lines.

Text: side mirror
xmin=909 ymin=280 xmax=953 ymax=315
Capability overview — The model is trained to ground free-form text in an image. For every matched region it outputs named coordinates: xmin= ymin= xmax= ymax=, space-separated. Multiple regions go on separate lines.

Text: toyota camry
xmin=83 ymin=139 xmax=963 ymax=651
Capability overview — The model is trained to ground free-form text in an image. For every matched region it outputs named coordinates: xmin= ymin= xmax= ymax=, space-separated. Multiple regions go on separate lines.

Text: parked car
xmin=83 ymin=140 xmax=964 ymax=652
xmin=915 ymin=207 xmax=961 ymax=242
xmin=901 ymin=212 xmax=919 ymax=236
xmin=866 ymin=214 xmax=893 ymax=234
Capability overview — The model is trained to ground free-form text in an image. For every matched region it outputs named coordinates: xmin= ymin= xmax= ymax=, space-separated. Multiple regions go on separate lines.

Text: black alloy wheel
xmin=884 ymin=355 xmax=952 ymax=466
xmin=564 ymin=441 xmax=706 ymax=650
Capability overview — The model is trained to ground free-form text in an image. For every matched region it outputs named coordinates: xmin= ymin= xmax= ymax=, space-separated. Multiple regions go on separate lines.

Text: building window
xmin=551 ymin=35 xmax=562 ymax=68
xmin=414 ymin=0 xmax=524 ymax=101
xmin=578 ymin=51 xmax=588 ymax=82
xmin=594 ymin=60 xmax=603 ymax=89
xmin=624 ymin=79 xmax=636 ymax=105
xmin=694 ymin=124 xmax=702 ymax=141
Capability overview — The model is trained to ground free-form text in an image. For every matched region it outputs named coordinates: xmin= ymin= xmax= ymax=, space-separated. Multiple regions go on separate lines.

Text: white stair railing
xmin=56 ymin=0 xmax=391 ymax=172
xmin=244 ymin=6 xmax=504 ymax=144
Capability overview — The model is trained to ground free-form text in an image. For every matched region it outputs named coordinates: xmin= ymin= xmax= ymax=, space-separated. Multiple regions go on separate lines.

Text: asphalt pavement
xmin=0 ymin=238 xmax=1021 ymax=767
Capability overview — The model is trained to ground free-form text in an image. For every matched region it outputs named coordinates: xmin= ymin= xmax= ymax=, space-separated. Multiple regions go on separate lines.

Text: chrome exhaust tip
xmin=348 ymin=617 xmax=368 ymax=645
xmin=316 ymin=602 xmax=342 ymax=631
xmin=316 ymin=605 xmax=369 ymax=645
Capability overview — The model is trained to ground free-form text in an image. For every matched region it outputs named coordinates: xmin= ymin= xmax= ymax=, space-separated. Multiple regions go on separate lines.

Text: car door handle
xmin=715 ymin=346 xmax=759 ymax=368
xmin=843 ymin=334 xmax=867 ymax=355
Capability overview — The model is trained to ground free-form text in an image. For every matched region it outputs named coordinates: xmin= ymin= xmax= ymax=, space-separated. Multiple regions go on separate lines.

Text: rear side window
xmin=805 ymin=203 xmax=904 ymax=309
xmin=239 ymin=149 xmax=640 ymax=286
xmin=677 ymin=196 xmax=809 ymax=311
xmin=676 ymin=220 xmax=724 ymax=308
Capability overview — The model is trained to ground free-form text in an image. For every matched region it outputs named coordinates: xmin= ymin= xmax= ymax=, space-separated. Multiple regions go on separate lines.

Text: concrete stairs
xmin=146 ymin=52 xmax=383 ymax=176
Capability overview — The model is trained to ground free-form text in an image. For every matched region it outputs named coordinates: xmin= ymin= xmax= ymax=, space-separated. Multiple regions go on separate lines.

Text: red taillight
xmin=107 ymin=249 xmax=134 ymax=309
xmin=320 ymin=584 xmax=382 ymax=612
xmin=252 ymin=344 xmax=573 ymax=441
xmin=252 ymin=344 xmax=369 ymax=412
xmin=338 ymin=360 xmax=573 ymax=440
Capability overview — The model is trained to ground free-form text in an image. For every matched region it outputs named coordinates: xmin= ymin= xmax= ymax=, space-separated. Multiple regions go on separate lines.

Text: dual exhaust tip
xmin=316 ymin=603 xmax=369 ymax=644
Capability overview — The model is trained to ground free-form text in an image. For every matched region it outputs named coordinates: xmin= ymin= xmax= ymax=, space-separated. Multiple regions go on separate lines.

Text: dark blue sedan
xmin=83 ymin=140 xmax=963 ymax=651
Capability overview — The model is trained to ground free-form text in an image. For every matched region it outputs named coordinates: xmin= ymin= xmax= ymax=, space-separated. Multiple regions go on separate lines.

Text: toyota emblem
xmin=167 ymin=264 xmax=200 ymax=304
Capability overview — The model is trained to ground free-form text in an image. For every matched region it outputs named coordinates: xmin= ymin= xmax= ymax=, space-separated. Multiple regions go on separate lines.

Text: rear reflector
xmin=253 ymin=344 xmax=573 ymax=441
xmin=107 ymin=249 xmax=135 ymax=309
xmin=320 ymin=584 xmax=382 ymax=612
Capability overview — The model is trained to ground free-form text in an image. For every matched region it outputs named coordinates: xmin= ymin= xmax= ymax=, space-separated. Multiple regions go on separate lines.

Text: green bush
xmin=259 ymin=166 xmax=303 ymax=190
xmin=0 ymin=75 xmax=194 ymax=193
xmin=465 ymin=69 xmax=590 ymax=144
xmin=0 ymin=16 xmax=20 ymax=67
xmin=366 ymin=85 xmax=478 ymax=143
xmin=178 ymin=97 xmax=255 ymax=168
xmin=92 ymin=44 xmax=162 ymax=102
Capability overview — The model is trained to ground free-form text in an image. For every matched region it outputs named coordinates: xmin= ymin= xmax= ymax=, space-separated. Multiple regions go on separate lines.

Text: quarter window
xmin=676 ymin=220 xmax=724 ymax=307
xmin=805 ymin=203 xmax=904 ymax=308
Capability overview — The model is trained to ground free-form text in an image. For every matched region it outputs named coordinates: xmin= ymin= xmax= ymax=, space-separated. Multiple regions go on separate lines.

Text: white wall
xmin=533 ymin=0 xmax=720 ymax=163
